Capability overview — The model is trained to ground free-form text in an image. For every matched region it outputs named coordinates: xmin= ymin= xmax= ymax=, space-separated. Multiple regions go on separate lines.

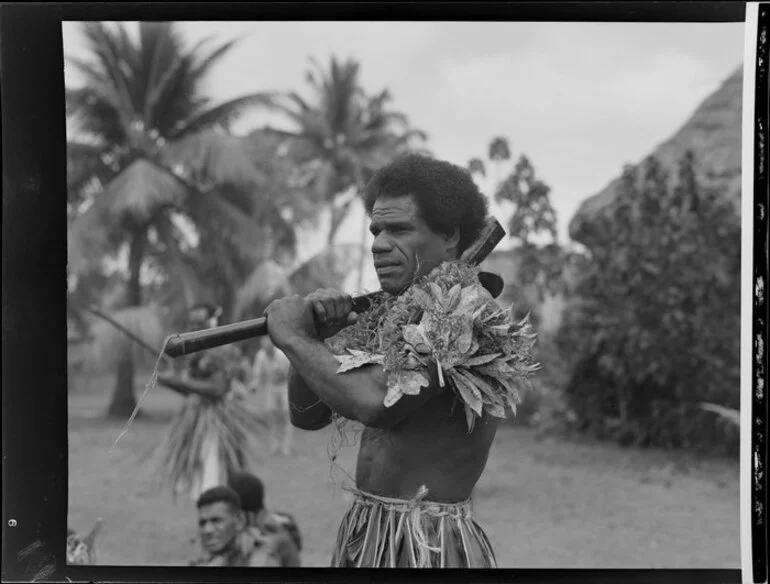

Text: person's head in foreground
xmin=196 ymin=486 xmax=245 ymax=557
xmin=363 ymin=153 xmax=488 ymax=295
xmin=228 ymin=471 xmax=304 ymax=562
xmin=228 ymin=471 xmax=265 ymax=526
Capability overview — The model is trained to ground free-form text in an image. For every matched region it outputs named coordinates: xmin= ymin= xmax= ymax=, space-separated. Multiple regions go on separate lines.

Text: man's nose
xmin=371 ymin=233 xmax=391 ymax=254
xmin=200 ymin=521 xmax=215 ymax=534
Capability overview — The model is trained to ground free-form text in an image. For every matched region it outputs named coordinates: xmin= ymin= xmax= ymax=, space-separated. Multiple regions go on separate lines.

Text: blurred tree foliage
xmin=495 ymin=154 xmax=571 ymax=305
xmin=264 ymin=56 xmax=429 ymax=291
xmin=471 ymin=138 xmax=572 ymax=326
xmin=556 ymin=152 xmax=741 ymax=454
xmin=66 ymin=22 xmax=291 ymax=417
xmin=66 ymin=26 xmax=428 ymax=418
xmin=265 ymin=55 xmax=429 ymax=245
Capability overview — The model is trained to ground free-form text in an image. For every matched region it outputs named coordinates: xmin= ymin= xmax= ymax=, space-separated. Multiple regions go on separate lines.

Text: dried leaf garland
xmin=327 ymin=261 xmax=540 ymax=430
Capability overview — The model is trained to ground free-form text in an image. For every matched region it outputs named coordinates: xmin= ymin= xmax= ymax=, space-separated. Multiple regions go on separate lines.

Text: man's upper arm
xmin=288 ymin=367 xmax=334 ymax=430
xmin=358 ymin=363 xmax=442 ymax=429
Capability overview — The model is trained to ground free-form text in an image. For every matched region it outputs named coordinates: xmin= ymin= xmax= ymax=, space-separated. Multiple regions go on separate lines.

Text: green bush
xmin=555 ymin=152 xmax=741 ymax=455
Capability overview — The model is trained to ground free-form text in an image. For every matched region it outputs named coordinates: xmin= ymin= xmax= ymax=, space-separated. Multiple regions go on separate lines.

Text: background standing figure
xmin=252 ymin=338 xmax=294 ymax=456
xmin=154 ymin=304 xmax=264 ymax=501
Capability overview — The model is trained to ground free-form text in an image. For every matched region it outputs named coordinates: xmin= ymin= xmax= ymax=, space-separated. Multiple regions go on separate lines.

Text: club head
xmin=478 ymin=271 xmax=505 ymax=299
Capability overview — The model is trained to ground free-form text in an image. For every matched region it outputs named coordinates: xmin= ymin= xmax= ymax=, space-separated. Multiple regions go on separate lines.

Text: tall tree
xmin=66 ymin=22 xmax=290 ymax=418
xmin=488 ymin=136 xmax=511 ymax=185
xmin=265 ymin=55 xmax=429 ymax=246
xmin=467 ymin=157 xmax=486 ymax=179
xmin=493 ymin=150 xmax=565 ymax=304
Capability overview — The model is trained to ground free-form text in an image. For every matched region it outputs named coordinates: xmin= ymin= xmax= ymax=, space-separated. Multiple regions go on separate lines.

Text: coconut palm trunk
xmin=107 ymin=230 xmax=145 ymax=418
xmin=66 ymin=22 xmax=285 ymax=419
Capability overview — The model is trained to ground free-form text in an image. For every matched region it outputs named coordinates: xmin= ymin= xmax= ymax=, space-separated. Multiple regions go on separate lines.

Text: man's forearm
xmin=281 ymin=334 xmax=386 ymax=424
xmin=288 ymin=367 xmax=333 ymax=429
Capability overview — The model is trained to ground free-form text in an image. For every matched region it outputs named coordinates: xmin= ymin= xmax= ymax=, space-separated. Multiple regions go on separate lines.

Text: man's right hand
xmin=305 ymin=288 xmax=358 ymax=340
xmin=265 ymin=289 xmax=358 ymax=349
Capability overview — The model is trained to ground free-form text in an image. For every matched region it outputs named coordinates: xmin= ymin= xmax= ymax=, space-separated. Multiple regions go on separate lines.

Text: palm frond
xmin=153 ymin=217 xmax=213 ymax=311
xmin=232 ymin=259 xmax=295 ymax=321
xmin=67 ymin=204 xmax=121 ymax=277
xmin=289 ymin=243 xmax=362 ymax=296
xmin=65 ymin=56 xmax=109 ymax=86
xmin=188 ymin=34 xmax=247 ymax=82
xmin=232 ymin=244 xmax=361 ymax=321
xmin=172 ymin=93 xmax=278 ymax=139
xmin=162 ymin=130 xmax=267 ymax=194
xmin=144 ymin=51 xmax=188 ymax=129
xmin=188 ymin=193 xmax=269 ymax=266
xmin=84 ymin=23 xmax=139 ymax=122
xmin=94 ymin=158 xmax=187 ymax=226
xmin=67 ymin=141 xmax=119 ymax=198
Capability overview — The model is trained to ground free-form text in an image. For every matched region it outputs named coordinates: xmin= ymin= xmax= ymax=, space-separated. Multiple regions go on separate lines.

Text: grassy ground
xmin=68 ymin=373 xmax=741 ymax=568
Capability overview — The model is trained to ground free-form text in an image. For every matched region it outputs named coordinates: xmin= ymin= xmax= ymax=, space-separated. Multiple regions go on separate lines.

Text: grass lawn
xmin=68 ymin=373 xmax=741 ymax=568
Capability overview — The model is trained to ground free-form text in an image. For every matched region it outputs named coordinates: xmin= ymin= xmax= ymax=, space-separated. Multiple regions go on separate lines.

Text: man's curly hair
xmin=362 ymin=153 xmax=489 ymax=256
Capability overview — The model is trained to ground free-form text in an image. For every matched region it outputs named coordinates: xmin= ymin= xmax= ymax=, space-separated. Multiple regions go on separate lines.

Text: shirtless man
xmin=264 ymin=154 xmax=498 ymax=568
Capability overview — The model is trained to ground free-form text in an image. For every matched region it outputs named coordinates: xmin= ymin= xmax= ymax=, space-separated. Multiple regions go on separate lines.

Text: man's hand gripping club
xmin=265 ymin=289 xmax=359 ymax=351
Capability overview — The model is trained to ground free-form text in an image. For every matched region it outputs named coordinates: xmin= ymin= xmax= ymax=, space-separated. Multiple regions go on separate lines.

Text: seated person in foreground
xmin=190 ymin=486 xmax=278 ymax=567
xmin=229 ymin=471 xmax=302 ymax=567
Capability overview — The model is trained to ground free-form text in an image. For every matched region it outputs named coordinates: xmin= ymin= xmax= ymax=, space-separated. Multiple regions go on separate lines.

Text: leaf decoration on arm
xmin=334 ymin=349 xmax=384 ymax=373
xmin=329 ymin=260 xmax=540 ymax=425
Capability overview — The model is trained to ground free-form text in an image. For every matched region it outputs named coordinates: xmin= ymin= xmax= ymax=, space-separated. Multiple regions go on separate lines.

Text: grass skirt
xmin=331 ymin=486 xmax=497 ymax=568
xmin=151 ymin=392 xmax=266 ymax=502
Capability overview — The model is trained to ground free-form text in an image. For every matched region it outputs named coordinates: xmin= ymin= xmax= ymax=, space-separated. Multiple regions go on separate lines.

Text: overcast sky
xmin=63 ymin=21 xmax=744 ymax=291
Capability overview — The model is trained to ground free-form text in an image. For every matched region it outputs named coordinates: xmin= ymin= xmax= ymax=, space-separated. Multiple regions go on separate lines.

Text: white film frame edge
xmin=741 ymin=3 xmax=762 ymax=584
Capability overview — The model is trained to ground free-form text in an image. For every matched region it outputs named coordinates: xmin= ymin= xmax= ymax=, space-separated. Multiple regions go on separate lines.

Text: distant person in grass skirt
xmin=154 ymin=304 xmax=263 ymax=502
xmin=251 ymin=337 xmax=294 ymax=456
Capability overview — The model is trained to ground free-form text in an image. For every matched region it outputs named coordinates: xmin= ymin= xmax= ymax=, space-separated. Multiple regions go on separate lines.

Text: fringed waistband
xmin=342 ymin=485 xmax=475 ymax=521
xmin=333 ymin=484 xmax=495 ymax=568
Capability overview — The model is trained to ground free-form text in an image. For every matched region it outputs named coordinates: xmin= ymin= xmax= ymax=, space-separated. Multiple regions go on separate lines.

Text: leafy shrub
xmin=556 ymin=152 xmax=741 ymax=455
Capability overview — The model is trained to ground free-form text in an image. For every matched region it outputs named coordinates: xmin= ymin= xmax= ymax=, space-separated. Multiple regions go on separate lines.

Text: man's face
xmin=370 ymin=195 xmax=458 ymax=294
xmin=197 ymin=502 xmax=243 ymax=555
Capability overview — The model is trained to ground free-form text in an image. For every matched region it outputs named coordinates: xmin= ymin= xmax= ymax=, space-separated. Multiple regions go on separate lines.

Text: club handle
xmin=163 ymin=291 xmax=382 ymax=358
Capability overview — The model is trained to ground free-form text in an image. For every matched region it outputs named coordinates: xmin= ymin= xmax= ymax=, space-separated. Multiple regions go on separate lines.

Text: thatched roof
xmin=569 ymin=66 xmax=742 ymax=246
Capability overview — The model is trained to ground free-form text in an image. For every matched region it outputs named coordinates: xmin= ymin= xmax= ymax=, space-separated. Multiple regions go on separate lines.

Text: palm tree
xmin=66 ymin=22 xmax=290 ymax=418
xmin=265 ymin=55 xmax=429 ymax=245
xmin=264 ymin=56 xmax=428 ymax=295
